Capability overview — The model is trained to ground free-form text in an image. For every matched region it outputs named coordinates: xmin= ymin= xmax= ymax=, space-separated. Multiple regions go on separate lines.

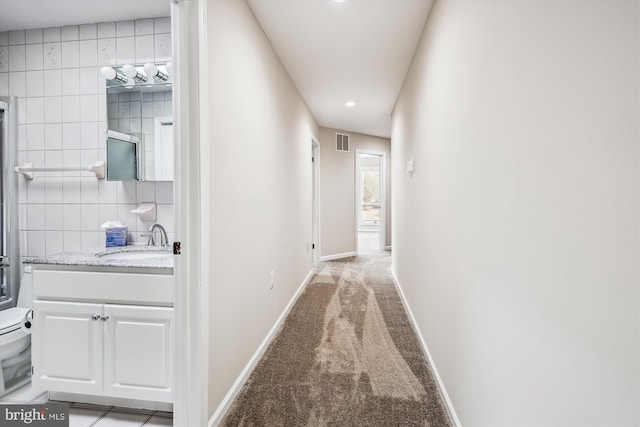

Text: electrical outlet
xmin=270 ymin=270 xmax=275 ymax=290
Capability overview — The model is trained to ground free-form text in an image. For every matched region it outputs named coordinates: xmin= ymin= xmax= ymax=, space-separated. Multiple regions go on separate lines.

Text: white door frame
xmin=172 ymin=1 xmax=208 ymax=426
xmin=355 ymin=150 xmax=386 ymax=253
xmin=311 ymin=139 xmax=320 ymax=265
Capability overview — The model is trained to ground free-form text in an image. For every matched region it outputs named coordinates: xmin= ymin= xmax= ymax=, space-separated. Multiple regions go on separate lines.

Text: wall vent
xmin=336 ymin=133 xmax=350 ymax=152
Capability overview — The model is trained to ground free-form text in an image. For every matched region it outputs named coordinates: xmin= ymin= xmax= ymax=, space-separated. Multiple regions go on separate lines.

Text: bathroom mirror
xmin=105 ymin=66 xmax=173 ymax=181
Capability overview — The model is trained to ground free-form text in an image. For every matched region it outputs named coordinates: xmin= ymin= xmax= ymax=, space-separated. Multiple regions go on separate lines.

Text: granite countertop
xmin=24 ymin=245 xmax=174 ymax=270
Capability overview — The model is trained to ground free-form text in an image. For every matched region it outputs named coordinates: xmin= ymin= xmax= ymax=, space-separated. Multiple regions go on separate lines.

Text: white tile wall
xmin=0 ymin=18 xmax=174 ymax=258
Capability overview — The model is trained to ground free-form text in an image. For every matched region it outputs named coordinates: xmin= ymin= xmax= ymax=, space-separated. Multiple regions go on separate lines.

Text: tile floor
xmin=0 ymin=383 xmax=173 ymax=427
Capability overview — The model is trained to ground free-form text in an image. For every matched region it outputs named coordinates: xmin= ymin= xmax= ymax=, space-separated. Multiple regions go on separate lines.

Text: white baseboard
xmin=49 ymin=392 xmax=172 ymax=412
xmin=209 ymin=269 xmax=314 ymax=426
xmin=320 ymin=251 xmax=357 ymax=261
xmin=390 ymin=268 xmax=462 ymax=427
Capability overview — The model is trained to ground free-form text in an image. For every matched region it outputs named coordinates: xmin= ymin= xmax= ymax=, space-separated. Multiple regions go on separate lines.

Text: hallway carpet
xmin=220 ymin=253 xmax=452 ymax=427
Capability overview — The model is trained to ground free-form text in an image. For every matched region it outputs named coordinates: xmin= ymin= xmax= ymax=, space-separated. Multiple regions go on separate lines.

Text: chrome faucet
xmin=147 ymin=223 xmax=169 ymax=247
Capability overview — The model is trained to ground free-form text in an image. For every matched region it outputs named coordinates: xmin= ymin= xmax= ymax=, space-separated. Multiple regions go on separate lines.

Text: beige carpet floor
xmin=221 ymin=253 xmax=452 ymax=427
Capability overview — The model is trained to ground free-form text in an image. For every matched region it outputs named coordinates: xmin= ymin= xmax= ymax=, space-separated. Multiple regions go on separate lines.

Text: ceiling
xmin=247 ymin=0 xmax=433 ymax=138
xmin=0 ymin=0 xmax=432 ymax=139
xmin=0 ymin=0 xmax=170 ymax=31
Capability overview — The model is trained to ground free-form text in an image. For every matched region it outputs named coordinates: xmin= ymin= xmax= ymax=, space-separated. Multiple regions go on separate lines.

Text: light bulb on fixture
xmin=344 ymin=100 xmax=356 ymax=107
xmin=122 ymin=64 xmax=148 ymax=82
xmin=144 ymin=63 xmax=169 ymax=81
xmin=100 ymin=66 xmax=128 ymax=83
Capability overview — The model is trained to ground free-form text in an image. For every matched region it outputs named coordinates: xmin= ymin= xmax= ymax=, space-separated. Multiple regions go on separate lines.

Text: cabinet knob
xmin=100 ymin=315 xmax=110 ymax=322
xmin=91 ymin=314 xmax=101 ymax=321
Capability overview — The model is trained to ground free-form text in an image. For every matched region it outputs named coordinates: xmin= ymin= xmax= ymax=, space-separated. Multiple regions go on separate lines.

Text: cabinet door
xmin=103 ymin=304 xmax=173 ymax=402
xmin=32 ymin=300 xmax=103 ymax=394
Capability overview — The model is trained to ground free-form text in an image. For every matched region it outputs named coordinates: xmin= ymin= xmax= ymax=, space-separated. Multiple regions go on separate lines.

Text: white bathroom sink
xmin=97 ymin=250 xmax=172 ymax=260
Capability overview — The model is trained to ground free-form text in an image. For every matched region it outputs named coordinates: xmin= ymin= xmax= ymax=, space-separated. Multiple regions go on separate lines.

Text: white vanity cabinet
xmin=31 ymin=268 xmax=174 ymax=404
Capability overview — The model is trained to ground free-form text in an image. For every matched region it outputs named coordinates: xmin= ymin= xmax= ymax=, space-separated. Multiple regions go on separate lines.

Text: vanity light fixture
xmin=100 ymin=66 xmax=128 ymax=84
xmin=122 ymin=64 xmax=148 ymax=82
xmin=344 ymin=100 xmax=357 ymax=107
xmin=144 ymin=63 xmax=169 ymax=81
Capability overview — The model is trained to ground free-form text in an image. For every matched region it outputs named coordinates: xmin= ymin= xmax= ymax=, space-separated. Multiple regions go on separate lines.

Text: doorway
xmin=355 ymin=151 xmax=385 ymax=254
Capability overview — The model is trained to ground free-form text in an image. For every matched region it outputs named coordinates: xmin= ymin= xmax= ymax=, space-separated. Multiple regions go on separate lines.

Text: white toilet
xmin=0 ymin=266 xmax=33 ymax=397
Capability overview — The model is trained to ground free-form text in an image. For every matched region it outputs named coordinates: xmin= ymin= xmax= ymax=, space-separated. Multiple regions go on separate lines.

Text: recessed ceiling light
xmin=344 ymin=101 xmax=356 ymax=107
xmin=333 ymin=0 xmax=347 ymax=3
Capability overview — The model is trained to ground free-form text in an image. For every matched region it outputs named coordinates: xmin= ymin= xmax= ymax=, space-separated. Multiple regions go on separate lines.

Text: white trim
xmin=312 ymin=138 xmax=321 ymax=266
xmin=49 ymin=392 xmax=172 ymax=412
xmin=320 ymin=251 xmax=357 ymax=262
xmin=208 ymin=270 xmax=315 ymax=426
xmin=173 ymin=1 xmax=208 ymax=426
xmin=390 ymin=268 xmax=462 ymax=427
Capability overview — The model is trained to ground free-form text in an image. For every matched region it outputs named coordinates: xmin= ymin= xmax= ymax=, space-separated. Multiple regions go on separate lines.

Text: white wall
xmin=392 ymin=1 xmax=639 ymax=425
xmin=205 ymin=0 xmax=319 ymax=417
xmin=0 ymin=19 xmax=174 ymax=257
xmin=319 ymin=126 xmax=391 ymax=257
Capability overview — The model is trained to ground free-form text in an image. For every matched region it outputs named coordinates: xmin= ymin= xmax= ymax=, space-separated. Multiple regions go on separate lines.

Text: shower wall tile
xmin=27 ymin=231 xmax=46 ymax=257
xmin=26 ymin=97 xmax=44 ymax=123
xmin=43 ymin=69 xmax=62 ymax=95
xmin=61 ymin=68 xmax=80 ymax=95
xmin=8 ymin=72 xmax=25 ymax=97
xmin=43 ymin=43 xmax=61 ymax=69
xmin=154 ymin=18 xmax=171 ymax=34
xmin=27 ymin=203 xmax=46 ymax=230
xmin=136 ymin=19 xmax=155 ymax=36
xmin=62 ymin=95 xmax=80 ymax=122
xmin=79 ymin=67 xmax=98 ymax=94
xmin=62 ymin=204 xmax=81 ymax=230
xmin=61 ymin=26 xmax=79 ymax=42
xmin=0 ymin=47 xmax=8 ymax=72
xmin=116 ymin=21 xmax=135 ymax=38
xmin=26 ymin=124 xmax=44 ymax=150
xmin=26 ymin=29 xmax=43 ymax=45
xmin=0 ymin=73 xmax=7 ymax=94
xmin=63 ymin=231 xmax=81 ymax=252
xmin=26 ymin=71 xmax=44 ymax=96
xmin=45 ymin=150 xmax=63 ymax=168
xmin=44 ymin=178 xmax=63 ymax=203
xmin=44 ymin=96 xmax=62 ymax=123
xmin=0 ymin=17 xmax=174 ymax=255
xmin=44 ymin=124 xmax=62 ymax=150
xmin=81 ymin=122 xmax=99 ymax=148
xmin=25 ymin=44 xmax=43 ymax=70
xmin=45 ymin=204 xmax=64 ymax=230
xmin=79 ymin=40 xmax=98 ymax=67
xmin=116 ymin=37 xmax=135 ymax=65
xmin=79 ymin=24 xmax=97 ymax=41
xmin=9 ymin=45 xmax=26 ymax=71
xmin=46 ymin=231 xmax=64 ymax=254
xmin=43 ymin=28 xmax=60 ymax=43
xmin=8 ymin=31 xmax=25 ymax=46
xmin=97 ymin=22 xmax=116 ymax=39
xmin=135 ymin=35 xmax=154 ymax=64
xmin=61 ymin=41 xmax=80 ymax=68
xmin=62 ymin=122 xmax=80 ymax=149
xmin=155 ymin=34 xmax=171 ymax=63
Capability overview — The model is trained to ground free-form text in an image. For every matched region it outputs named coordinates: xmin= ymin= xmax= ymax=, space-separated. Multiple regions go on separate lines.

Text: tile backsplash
xmin=0 ymin=18 xmax=174 ymax=258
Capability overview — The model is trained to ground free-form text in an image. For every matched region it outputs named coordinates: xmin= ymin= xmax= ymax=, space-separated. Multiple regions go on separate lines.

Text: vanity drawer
xmin=33 ymin=270 xmax=174 ymax=306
